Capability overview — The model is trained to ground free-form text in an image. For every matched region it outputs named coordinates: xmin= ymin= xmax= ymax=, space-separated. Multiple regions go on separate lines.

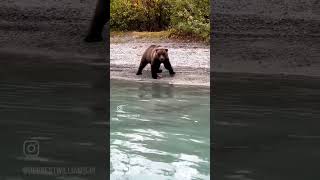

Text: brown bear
xmin=136 ymin=45 xmax=175 ymax=79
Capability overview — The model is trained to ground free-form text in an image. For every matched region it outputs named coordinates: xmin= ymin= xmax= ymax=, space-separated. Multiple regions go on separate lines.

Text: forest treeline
xmin=110 ymin=0 xmax=210 ymax=41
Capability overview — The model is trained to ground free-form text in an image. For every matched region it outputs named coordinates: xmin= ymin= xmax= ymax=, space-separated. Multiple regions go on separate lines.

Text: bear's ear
xmin=165 ymin=49 xmax=168 ymax=52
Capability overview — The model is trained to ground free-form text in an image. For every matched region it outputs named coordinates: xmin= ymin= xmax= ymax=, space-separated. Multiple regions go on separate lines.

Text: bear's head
xmin=155 ymin=48 xmax=168 ymax=62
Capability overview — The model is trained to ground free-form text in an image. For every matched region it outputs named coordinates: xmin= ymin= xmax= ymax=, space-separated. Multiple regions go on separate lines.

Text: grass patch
xmin=111 ymin=31 xmax=170 ymax=39
xmin=111 ymin=30 xmax=209 ymax=43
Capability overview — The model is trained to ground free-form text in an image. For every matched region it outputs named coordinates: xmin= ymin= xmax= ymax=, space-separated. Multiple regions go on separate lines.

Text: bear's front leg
xmin=136 ymin=61 xmax=148 ymax=75
xmin=153 ymin=61 xmax=162 ymax=73
xmin=164 ymin=60 xmax=175 ymax=76
xmin=151 ymin=65 xmax=159 ymax=79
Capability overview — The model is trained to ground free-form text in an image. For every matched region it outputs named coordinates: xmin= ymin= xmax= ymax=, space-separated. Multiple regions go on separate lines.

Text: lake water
xmin=0 ymin=53 xmax=108 ymax=180
xmin=110 ymin=80 xmax=210 ymax=180
xmin=214 ymin=73 xmax=320 ymax=180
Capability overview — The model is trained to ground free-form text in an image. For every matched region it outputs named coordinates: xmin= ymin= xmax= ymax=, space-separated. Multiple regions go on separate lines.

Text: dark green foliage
xmin=110 ymin=0 xmax=171 ymax=31
xmin=110 ymin=0 xmax=210 ymax=41
xmin=170 ymin=0 xmax=210 ymax=41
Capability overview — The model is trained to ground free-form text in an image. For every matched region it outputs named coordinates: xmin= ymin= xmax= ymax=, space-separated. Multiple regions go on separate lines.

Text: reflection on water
xmin=111 ymin=80 xmax=210 ymax=180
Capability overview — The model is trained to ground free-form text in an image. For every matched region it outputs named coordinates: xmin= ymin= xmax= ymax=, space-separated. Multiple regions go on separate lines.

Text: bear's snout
xmin=159 ymin=55 xmax=165 ymax=62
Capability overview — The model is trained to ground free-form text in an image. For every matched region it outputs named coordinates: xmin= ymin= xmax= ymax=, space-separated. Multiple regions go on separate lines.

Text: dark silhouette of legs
xmin=85 ymin=0 xmax=109 ymax=42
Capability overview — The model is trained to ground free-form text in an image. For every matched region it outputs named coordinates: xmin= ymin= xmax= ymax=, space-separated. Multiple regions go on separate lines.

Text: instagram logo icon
xmin=23 ymin=140 xmax=39 ymax=157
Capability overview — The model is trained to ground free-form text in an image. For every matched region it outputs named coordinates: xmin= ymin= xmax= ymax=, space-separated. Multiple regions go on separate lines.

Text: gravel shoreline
xmin=110 ymin=40 xmax=210 ymax=86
